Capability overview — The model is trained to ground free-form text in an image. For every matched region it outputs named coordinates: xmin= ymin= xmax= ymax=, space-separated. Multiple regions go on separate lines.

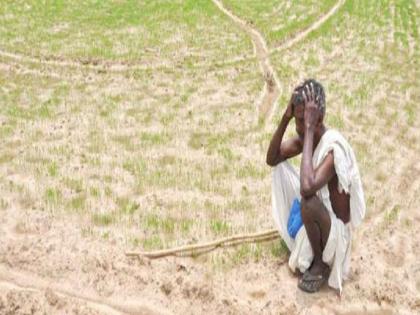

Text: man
xmin=266 ymin=79 xmax=365 ymax=293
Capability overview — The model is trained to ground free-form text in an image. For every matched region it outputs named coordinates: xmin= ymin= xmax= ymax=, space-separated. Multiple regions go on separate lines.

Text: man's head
xmin=291 ymin=79 xmax=326 ymax=139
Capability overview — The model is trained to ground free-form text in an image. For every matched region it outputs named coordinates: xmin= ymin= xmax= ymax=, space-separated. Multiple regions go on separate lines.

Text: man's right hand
xmin=284 ymin=91 xmax=298 ymax=121
xmin=267 ymin=89 xmax=303 ymax=166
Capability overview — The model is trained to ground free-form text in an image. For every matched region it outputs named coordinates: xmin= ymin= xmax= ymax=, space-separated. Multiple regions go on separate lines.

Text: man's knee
xmin=301 ymin=195 xmax=321 ymax=223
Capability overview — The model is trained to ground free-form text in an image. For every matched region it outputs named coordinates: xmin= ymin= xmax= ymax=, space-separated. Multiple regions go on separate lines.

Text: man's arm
xmin=266 ymin=96 xmax=302 ymax=167
xmin=300 ymin=135 xmax=335 ymax=197
xmin=300 ymin=83 xmax=336 ymax=197
xmin=266 ymin=118 xmax=302 ymax=166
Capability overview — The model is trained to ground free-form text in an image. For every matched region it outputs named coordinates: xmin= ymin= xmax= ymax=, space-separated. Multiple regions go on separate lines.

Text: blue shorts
xmin=287 ymin=198 xmax=303 ymax=239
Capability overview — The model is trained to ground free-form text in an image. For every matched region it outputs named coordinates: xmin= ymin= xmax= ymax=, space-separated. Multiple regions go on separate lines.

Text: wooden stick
xmin=172 ymin=234 xmax=280 ymax=258
xmin=126 ymin=228 xmax=280 ymax=259
xmin=126 ymin=234 xmax=279 ymax=258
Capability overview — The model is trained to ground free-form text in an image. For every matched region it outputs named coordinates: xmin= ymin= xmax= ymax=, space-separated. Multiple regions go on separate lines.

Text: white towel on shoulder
xmin=312 ymin=129 xmax=366 ymax=230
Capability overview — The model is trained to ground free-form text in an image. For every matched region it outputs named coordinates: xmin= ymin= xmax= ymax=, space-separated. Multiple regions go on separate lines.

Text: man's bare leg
xmin=301 ymin=195 xmax=331 ymax=276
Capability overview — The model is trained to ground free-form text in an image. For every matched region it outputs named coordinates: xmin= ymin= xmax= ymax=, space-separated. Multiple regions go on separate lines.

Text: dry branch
xmin=126 ymin=228 xmax=280 ymax=259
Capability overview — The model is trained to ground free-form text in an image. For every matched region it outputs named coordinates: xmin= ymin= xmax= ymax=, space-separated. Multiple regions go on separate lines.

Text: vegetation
xmin=0 ymin=0 xmax=418 ymax=267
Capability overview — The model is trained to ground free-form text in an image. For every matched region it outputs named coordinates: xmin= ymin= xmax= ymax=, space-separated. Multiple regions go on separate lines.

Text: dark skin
xmin=266 ymin=83 xmax=350 ymax=277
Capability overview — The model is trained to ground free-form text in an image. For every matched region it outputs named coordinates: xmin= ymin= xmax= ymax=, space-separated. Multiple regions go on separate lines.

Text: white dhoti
xmin=271 ymin=129 xmax=366 ymax=293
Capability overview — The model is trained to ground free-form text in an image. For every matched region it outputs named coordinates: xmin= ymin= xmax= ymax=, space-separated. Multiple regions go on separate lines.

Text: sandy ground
xmin=0 ymin=189 xmax=419 ymax=315
xmin=1 ymin=1 xmax=420 ymax=315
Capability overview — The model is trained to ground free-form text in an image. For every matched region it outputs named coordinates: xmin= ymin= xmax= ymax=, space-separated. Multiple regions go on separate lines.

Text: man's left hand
xmin=302 ymin=82 xmax=321 ymax=129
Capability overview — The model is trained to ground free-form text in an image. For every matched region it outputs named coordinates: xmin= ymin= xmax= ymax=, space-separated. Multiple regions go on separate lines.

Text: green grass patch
xmin=384 ymin=204 xmax=401 ymax=226
xmin=92 ymin=213 xmax=115 ymax=226
xmin=236 ymin=161 xmax=267 ymax=179
xmin=140 ymin=131 xmax=172 ymax=146
xmin=142 ymin=235 xmax=164 ymax=250
xmin=0 ymin=0 xmax=252 ymax=63
xmin=47 ymin=161 xmax=58 ymax=177
xmin=144 ymin=213 xmax=176 ymax=234
xmin=116 ymin=197 xmax=139 ymax=215
xmin=89 ymin=186 xmax=100 ymax=198
xmin=67 ymin=194 xmax=87 ymax=212
xmin=270 ymin=240 xmax=289 ymax=258
xmin=45 ymin=187 xmax=61 ymax=207
xmin=0 ymin=153 xmax=14 ymax=165
xmin=62 ymin=178 xmax=84 ymax=193
xmin=210 ymin=219 xmax=230 ymax=235
xmin=0 ymin=198 xmax=9 ymax=210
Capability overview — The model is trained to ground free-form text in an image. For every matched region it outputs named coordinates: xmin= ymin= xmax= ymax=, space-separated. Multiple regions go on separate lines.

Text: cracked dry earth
xmin=1 ymin=1 xmax=420 ymax=315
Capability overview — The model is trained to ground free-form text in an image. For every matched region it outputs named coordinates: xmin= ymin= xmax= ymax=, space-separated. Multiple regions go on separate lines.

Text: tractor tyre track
xmin=0 ymin=265 xmax=170 ymax=315
xmin=269 ymin=0 xmax=346 ymax=54
xmin=210 ymin=0 xmax=281 ymax=120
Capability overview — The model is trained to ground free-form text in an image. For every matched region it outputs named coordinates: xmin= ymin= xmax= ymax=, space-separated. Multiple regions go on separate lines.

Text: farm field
xmin=0 ymin=0 xmax=419 ymax=314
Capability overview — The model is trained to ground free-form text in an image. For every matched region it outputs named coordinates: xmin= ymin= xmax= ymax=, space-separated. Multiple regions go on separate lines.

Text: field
xmin=0 ymin=0 xmax=419 ymax=314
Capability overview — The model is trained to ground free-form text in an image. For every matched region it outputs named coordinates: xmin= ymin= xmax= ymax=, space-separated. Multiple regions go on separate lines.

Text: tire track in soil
xmin=0 ymin=60 xmax=80 ymax=81
xmin=269 ymin=0 xmax=345 ymax=54
xmin=0 ymin=47 xmax=251 ymax=73
xmin=210 ymin=0 xmax=281 ymax=120
xmin=0 ymin=49 xmax=162 ymax=72
xmin=0 ymin=265 xmax=170 ymax=315
xmin=210 ymin=0 xmax=346 ymax=120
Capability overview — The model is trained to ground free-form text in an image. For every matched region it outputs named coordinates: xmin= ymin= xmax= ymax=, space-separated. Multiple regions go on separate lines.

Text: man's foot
xmin=298 ymin=262 xmax=330 ymax=293
xmin=306 ymin=260 xmax=329 ymax=278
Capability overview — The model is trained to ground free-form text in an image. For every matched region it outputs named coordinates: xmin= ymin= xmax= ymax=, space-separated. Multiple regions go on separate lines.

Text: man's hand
xmin=266 ymin=90 xmax=303 ymax=166
xmin=302 ymin=82 xmax=321 ymax=129
xmin=284 ymin=90 xmax=298 ymax=121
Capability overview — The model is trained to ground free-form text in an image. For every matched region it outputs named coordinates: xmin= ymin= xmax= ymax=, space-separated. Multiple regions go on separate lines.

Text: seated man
xmin=266 ymin=79 xmax=366 ymax=294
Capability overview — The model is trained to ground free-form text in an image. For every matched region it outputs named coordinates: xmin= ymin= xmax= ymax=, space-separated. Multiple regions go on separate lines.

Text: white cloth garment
xmin=271 ymin=129 xmax=366 ymax=293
